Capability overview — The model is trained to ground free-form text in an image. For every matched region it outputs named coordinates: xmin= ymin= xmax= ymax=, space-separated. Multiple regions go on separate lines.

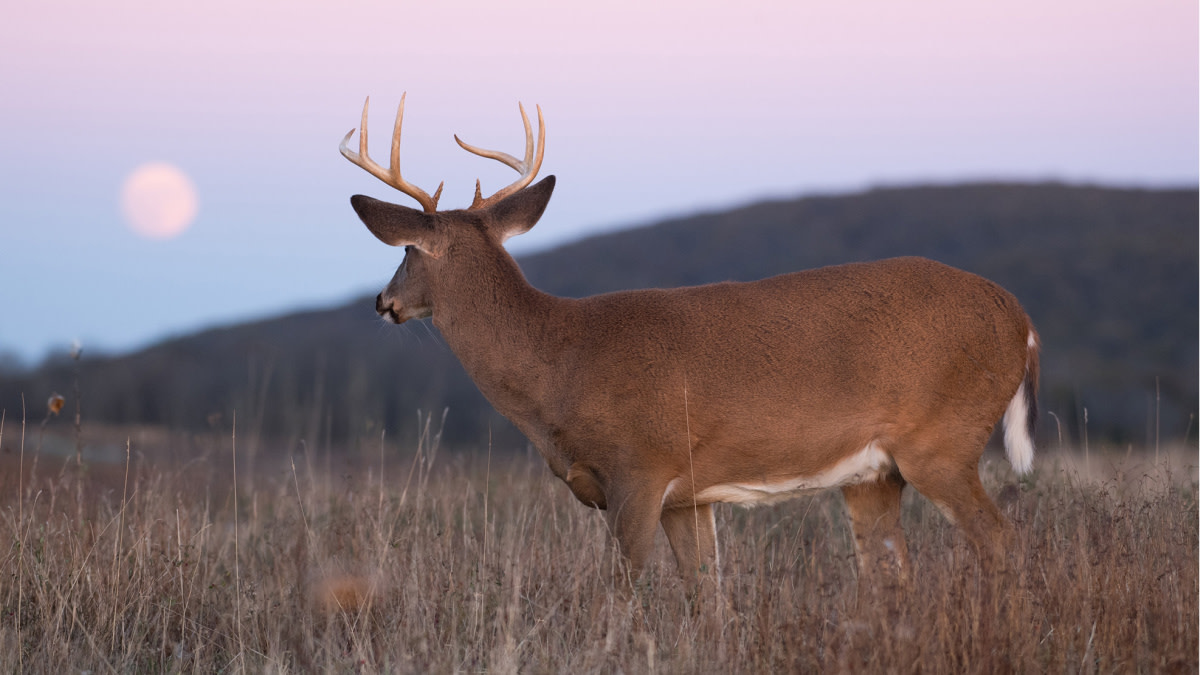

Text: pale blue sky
xmin=1 ymin=0 xmax=1196 ymax=364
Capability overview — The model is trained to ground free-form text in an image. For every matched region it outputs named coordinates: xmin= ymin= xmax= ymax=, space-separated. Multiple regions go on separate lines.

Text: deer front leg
xmin=603 ymin=485 xmax=664 ymax=591
xmin=660 ymin=503 xmax=720 ymax=593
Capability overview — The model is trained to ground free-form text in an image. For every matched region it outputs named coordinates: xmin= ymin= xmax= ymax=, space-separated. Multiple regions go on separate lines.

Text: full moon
xmin=120 ymin=162 xmax=199 ymax=239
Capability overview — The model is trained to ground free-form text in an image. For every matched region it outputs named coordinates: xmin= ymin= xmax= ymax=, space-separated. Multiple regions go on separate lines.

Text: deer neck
xmin=430 ymin=246 xmax=570 ymax=437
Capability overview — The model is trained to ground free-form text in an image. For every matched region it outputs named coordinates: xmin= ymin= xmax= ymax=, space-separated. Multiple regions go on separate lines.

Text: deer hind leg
xmin=893 ymin=435 xmax=1017 ymax=650
xmin=660 ymin=503 xmax=720 ymax=593
xmin=894 ymin=439 xmax=1014 ymax=573
xmin=842 ymin=471 xmax=911 ymax=601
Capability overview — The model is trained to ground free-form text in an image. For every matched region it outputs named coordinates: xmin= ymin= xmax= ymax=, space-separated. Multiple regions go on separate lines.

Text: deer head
xmin=340 ymin=94 xmax=555 ymax=324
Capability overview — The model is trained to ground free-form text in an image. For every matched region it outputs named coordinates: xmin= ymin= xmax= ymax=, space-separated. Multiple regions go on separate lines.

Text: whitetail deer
xmin=340 ymin=95 xmax=1039 ymax=594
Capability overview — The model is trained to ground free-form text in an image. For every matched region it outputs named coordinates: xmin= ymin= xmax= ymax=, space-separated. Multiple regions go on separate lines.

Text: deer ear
xmin=350 ymin=195 xmax=446 ymax=256
xmin=486 ymin=175 xmax=556 ymax=242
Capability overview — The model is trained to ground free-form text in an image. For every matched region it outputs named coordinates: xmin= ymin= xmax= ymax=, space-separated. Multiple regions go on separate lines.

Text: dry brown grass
xmin=1 ymin=425 xmax=1196 ymax=673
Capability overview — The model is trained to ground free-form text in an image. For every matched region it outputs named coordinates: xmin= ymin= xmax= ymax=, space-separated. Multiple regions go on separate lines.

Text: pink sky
xmin=1 ymin=0 xmax=1196 ymax=361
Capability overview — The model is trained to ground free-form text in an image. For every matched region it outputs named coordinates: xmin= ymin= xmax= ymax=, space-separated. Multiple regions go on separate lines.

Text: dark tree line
xmin=4 ymin=183 xmax=1195 ymax=452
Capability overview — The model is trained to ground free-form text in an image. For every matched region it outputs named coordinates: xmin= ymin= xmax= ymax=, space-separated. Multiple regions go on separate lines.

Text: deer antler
xmin=455 ymin=103 xmax=545 ymax=210
xmin=340 ymin=93 xmax=444 ymax=214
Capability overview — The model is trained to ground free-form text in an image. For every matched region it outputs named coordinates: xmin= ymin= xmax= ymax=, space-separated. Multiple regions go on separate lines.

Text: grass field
xmin=1 ymin=419 xmax=1196 ymax=673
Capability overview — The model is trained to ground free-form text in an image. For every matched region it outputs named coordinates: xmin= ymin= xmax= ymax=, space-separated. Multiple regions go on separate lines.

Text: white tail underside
xmin=1002 ymin=379 xmax=1034 ymax=475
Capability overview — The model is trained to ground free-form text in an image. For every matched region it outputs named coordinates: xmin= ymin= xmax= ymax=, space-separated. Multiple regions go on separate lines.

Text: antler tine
xmin=455 ymin=103 xmax=545 ymax=210
xmin=339 ymin=94 xmax=443 ymax=213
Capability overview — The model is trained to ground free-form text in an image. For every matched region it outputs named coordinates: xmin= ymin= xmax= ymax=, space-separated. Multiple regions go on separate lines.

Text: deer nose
xmin=375 ymin=293 xmax=386 ymax=315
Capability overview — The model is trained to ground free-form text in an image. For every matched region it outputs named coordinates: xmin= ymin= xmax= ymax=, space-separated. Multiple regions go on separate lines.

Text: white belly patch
xmin=691 ymin=442 xmax=896 ymax=507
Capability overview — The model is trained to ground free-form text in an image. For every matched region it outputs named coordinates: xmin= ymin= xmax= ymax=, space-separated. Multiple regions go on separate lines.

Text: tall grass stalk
xmin=9 ymin=406 xmax=21 ymax=675
xmin=231 ymin=411 xmax=245 ymax=669
xmin=107 ymin=439 xmax=130 ymax=653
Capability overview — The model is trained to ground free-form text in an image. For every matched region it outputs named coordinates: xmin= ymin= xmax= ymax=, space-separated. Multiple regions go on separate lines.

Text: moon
xmin=120 ymin=162 xmax=199 ymax=240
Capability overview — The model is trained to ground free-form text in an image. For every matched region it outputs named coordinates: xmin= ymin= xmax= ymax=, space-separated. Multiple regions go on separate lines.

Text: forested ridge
xmin=5 ymin=182 xmax=1195 ymax=450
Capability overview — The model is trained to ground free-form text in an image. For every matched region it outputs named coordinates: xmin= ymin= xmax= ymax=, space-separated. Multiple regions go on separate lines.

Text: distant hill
xmin=4 ymin=183 xmax=1196 ymax=451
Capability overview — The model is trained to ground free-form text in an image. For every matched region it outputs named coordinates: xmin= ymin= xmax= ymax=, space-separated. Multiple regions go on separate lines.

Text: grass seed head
xmin=47 ymin=394 xmax=65 ymax=416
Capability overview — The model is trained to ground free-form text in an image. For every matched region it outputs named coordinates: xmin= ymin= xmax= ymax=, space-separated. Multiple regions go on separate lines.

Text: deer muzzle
xmin=375 ymin=293 xmax=401 ymax=324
